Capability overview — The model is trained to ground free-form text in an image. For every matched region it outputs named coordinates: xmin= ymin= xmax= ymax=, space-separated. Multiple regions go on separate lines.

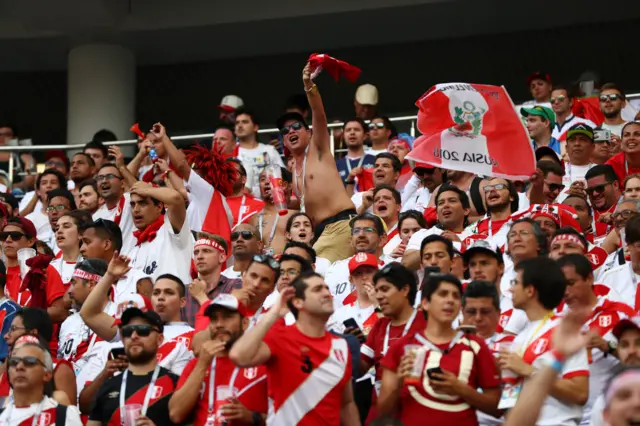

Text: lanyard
xmin=518 ymin=312 xmax=553 ymax=357
xmin=419 ymin=331 xmax=464 ymax=354
xmin=3 ymin=397 xmax=45 ymax=426
xmin=207 ymin=358 xmax=240 ymax=414
xmin=236 ymin=195 xmax=247 ymax=225
xmin=258 ymin=214 xmax=279 ymax=247
xmin=383 ymin=310 xmax=417 ymax=355
xmin=119 ymin=365 xmax=161 ymax=424
xmin=345 ymin=155 xmax=365 ymax=174
xmin=292 ymin=147 xmax=309 ymax=211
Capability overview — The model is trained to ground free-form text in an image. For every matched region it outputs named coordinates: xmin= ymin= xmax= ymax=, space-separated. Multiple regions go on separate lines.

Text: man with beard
xmin=556 ymin=254 xmax=634 ymax=425
xmin=225 ymin=159 xmax=264 ymax=228
xmin=77 ymin=179 xmax=100 ymax=214
xmin=351 ymin=154 xmax=401 ymax=213
xmin=336 ymin=118 xmax=375 ymax=186
xmin=599 ymin=83 xmax=628 ymax=138
xmin=230 ymin=272 xmax=360 ymax=426
xmin=88 ymin=308 xmax=181 ymax=426
xmin=222 ymin=224 xmax=263 ymax=279
xmin=324 ymin=213 xmax=387 ymax=306
xmin=249 ymin=167 xmax=297 ymax=256
xmin=169 ymin=295 xmax=268 ymax=426
xmin=590 ymin=315 xmax=640 ymax=425
xmin=93 ymin=163 xmax=136 ymax=249
xmin=585 ymin=164 xmax=621 ymax=243
xmin=277 ymin=63 xmax=359 ymax=263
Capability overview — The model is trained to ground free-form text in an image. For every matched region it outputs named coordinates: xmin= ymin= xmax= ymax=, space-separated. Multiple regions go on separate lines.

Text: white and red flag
xmin=406 ymin=83 xmax=535 ymax=180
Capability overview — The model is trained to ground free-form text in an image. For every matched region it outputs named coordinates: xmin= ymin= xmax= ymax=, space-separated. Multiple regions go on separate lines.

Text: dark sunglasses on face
xmin=121 ymin=324 xmax=159 ymax=338
xmin=600 ymin=94 xmax=621 ymax=102
xmin=545 ymin=181 xmax=565 ymax=192
xmin=279 ymin=122 xmax=304 ymax=136
xmin=550 ymin=95 xmax=567 ymax=103
xmin=0 ymin=231 xmax=26 ymax=242
xmin=415 ymin=168 xmax=435 ymax=177
xmin=231 ymin=230 xmax=255 ymax=241
xmin=8 ymin=356 xmax=46 ymax=369
xmin=586 ymin=183 xmax=611 ymax=196
xmin=368 ymin=122 xmax=385 ymax=130
xmin=253 ymin=254 xmax=280 ymax=270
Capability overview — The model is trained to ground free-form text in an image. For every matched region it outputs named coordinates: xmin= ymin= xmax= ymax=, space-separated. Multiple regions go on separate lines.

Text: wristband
xmin=345 ymin=180 xmax=356 ymax=185
xmin=549 ymin=349 xmax=566 ymax=372
xmin=304 ymin=84 xmax=317 ymax=93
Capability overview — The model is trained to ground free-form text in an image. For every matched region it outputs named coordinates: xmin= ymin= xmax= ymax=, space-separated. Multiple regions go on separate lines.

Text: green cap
xmin=520 ymin=106 xmax=556 ymax=128
xmin=566 ymin=123 xmax=594 ymax=142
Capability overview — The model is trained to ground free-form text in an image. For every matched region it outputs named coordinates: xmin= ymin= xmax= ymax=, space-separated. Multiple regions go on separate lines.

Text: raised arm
xmin=152 ymin=123 xmax=192 ymax=181
xmin=130 ymin=181 xmax=186 ymax=233
xmin=303 ymin=63 xmax=330 ymax=157
xmin=109 ymin=146 xmax=137 ymax=190
xmin=127 ymin=139 xmax=152 ymax=178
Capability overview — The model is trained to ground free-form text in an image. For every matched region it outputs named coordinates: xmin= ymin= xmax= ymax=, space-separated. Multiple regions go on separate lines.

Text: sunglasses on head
xmin=414 ymin=168 xmax=435 ymax=177
xmin=0 ymin=231 xmax=26 ymax=242
xmin=280 ymin=122 xmax=304 ymax=136
xmin=368 ymin=122 xmax=385 ymax=130
xmin=8 ymin=356 xmax=46 ymax=369
xmin=231 ymin=230 xmax=255 ymax=241
xmin=586 ymin=183 xmax=611 ymax=196
xmin=600 ymin=94 xmax=621 ymax=102
xmin=253 ymin=254 xmax=280 ymax=270
xmin=121 ymin=324 xmax=159 ymax=338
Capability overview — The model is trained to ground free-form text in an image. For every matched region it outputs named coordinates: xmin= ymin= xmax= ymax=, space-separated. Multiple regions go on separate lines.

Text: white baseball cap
xmin=204 ymin=294 xmax=241 ymax=317
xmin=218 ymin=95 xmax=244 ymax=112
xmin=355 ymin=84 xmax=379 ymax=106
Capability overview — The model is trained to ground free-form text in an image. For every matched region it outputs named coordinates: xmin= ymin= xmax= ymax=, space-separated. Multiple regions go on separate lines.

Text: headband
xmin=550 ymin=234 xmax=586 ymax=252
xmin=15 ymin=335 xmax=40 ymax=346
xmin=605 ymin=370 xmax=640 ymax=406
xmin=195 ymin=239 xmax=227 ymax=255
xmin=72 ymin=269 xmax=103 ymax=282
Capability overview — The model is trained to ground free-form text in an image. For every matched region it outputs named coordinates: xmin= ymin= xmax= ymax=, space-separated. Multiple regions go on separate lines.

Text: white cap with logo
xmin=218 ymin=95 xmax=244 ymax=111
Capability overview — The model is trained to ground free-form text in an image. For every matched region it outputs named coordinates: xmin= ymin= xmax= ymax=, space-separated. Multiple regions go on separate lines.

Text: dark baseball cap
xmin=5 ymin=217 xmax=37 ymax=239
xmin=535 ymin=146 xmax=563 ymax=168
xmin=276 ymin=112 xmax=309 ymax=131
xmin=566 ymin=123 xmax=594 ymax=142
xmin=526 ymin=72 xmax=552 ymax=86
xmin=119 ymin=307 xmax=164 ymax=333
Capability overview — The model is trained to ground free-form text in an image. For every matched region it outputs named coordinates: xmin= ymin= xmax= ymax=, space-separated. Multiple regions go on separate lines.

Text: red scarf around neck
xmin=133 ymin=215 xmax=165 ymax=246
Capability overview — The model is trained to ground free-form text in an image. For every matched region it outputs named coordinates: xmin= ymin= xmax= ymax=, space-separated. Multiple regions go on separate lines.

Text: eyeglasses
xmin=253 ymin=254 xmax=280 ymax=270
xmin=96 ymin=173 xmax=123 ymax=182
xmin=612 ymin=209 xmax=638 ymax=221
xmin=121 ymin=324 xmax=159 ymax=338
xmin=351 ymin=226 xmax=377 ymax=235
xmin=280 ymin=268 xmax=301 ymax=278
xmin=45 ymin=204 xmax=69 ymax=213
xmin=280 ymin=122 xmax=304 ymax=136
xmin=483 ymin=183 xmax=508 ymax=193
xmin=368 ymin=122 xmax=385 ymax=130
xmin=545 ymin=181 xmax=565 ymax=192
xmin=586 ymin=183 xmax=611 ymax=196
xmin=7 ymin=325 xmax=26 ymax=333
xmin=7 ymin=356 xmax=46 ymax=369
xmin=507 ymin=230 xmax=532 ymax=239
xmin=0 ymin=231 xmax=26 ymax=242
xmin=600 ymin=94 xmax=622 ymax=102
xmin=45 ymin=160 xmax=65 ymax=168
xmin=550 ymin=95 xmax=567 ymax=103
xmin=415 ymin=168 xmax=435 ymax=177
xmin=463 ymin=307 xmax=496 ymax=317
xmin=231 ymin=230 xmax=256 ymax=241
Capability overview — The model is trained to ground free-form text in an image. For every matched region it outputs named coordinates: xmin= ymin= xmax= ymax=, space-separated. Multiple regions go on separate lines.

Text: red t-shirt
xmin=593 ymin=204 xmax=616 ymax=238
xmin=263 ymin=324 xmax=352 ymax=426
xmin=361 ymin=313 xmax=426 ymax=425
xmin=177 ymin=356 xmax=268 ymax=426
xmin=381 ymin=331 xmax=500 ymax=426
xmin=606 ymin=152 xmax=640 ymax=184
xmin=5 ymin=265 xmax=66 ymax=307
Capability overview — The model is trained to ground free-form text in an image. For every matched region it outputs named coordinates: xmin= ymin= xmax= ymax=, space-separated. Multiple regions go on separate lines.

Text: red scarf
xmin=133 ymin=215 xmax=165 ymax=246
xmin=19 ymin=254 xmax=54 ymax=310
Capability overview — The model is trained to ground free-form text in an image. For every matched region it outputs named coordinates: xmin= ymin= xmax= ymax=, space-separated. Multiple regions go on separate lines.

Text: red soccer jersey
xmin=593 ymin=204 xmax=616 ymax=238
xmin=177 ymin=356 xmax=268 ymax=426
xmin=381 ymin=331 xmax=500 ymax=426
xmin=263 ymin=324 xmax=352 ymax=426
xmin=362 ymin=313 xmax=426 ymax=425
xmin=606 ymin=152 xmax=640 ymax=184
xmin=5 ymin=265 xmax=66 ymax=307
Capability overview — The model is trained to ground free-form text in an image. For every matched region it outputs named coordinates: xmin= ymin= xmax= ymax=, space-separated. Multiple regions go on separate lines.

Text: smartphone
xmin=459 ymin=324 xmax=477 ymax=334
xmin=594 ymin=129 xmax=611 ymax=142
xmin=427 ymin=367 xmax=444 ymax=381
xmin=342 ymin=318 xmax=361 ymax=331
xmin=109 ymin=347 xmax=126 ymax=360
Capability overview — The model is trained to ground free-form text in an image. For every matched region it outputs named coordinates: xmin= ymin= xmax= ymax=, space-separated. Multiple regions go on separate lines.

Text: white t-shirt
xmin=92 ymin=193 xmax=135 ymax=250
xmin=602 ymin=122 xmax=627 ymax=137
xmin=510 ymin=317 xmax=589 ymax=426
xmin=401 ymin=187 xmax=431 ymax=213
xmin=0 ymin=396 xmax=83 ymax=426
xmin=324 ymin=257 xmax=353 ymax=306
xmin=350 ymin=192 xmax=373 ymax=214
xmin=589 ymin=395 xmax=606 ymax=426
xmin=185 ymin=171 xmax=233 ymax=233
xmin=221 ymin=266 xmax=242 ymax=279
xmin=314 ymin=257 xmax=331 ymax=277
xmin=599 ymin=262 xmax=638 ymax=309
xmin=18 ymin=181 xmax=75 ymax=213
xmin=121 ymin=214 xmax=194 ymax=285
xmin=112 ymin=269 xmax=152 ymax=305
xmin=50 ymin=257 xmax=78 ymax=286
xmin=326 ymin=301 xmax=377 ymax=335
xmin=238 ymin=144 xmax=284 ymax=198
xmin=26 ymin=208 xmax=52 ymax=247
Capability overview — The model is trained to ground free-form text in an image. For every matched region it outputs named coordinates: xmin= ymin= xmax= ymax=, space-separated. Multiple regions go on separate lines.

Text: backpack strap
xmin=469 ymin=176 xmax=486 ymax=216
xmin=55 ymin=403 xmax=67 ymax=426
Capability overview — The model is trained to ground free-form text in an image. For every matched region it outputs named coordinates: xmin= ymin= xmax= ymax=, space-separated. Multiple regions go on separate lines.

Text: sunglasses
xmin=586 ymin=183 xmax=611 ymax=196
xmin=121 ymin=324 xmax=159 ymax=338
xmin=8 ymin=356 xmax=46 ymax=369
xmin=45 ymin=204 xmax=68 ymax=213
xmin=550 ymin=95 xmax=567 ymax=103
xmin=231 ymin=230 xmax=256 ymax=241
xmin=368 ymin=122 xmax=385 ymax=130
xmin=414 ymin=168 xmax=435 ymax=177
xmin=600 ymin=94 xmax=622 ymax=102
xmin=253 ymin=254 xmax=280 ymax=270
xmin=96 ymin=173 xmax=123 ymax=182
xmin=0 ymin=231 xmax=26 ymax=242
xmin=545 ymin=181 xmax=565 ymax=192
xmin=483 ymin=183 xmax=508 ymax=192
xmin=280 ymin=122 xmax=304 ymax=136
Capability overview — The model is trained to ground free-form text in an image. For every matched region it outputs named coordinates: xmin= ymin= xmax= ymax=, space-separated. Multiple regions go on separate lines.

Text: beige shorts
xmin=313 ymin=219 xmax=354 ymax=264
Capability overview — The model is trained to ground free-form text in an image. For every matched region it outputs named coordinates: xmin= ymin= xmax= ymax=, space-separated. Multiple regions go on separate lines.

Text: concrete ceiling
xmin=0 ymin=0 xmax=638 ymax=71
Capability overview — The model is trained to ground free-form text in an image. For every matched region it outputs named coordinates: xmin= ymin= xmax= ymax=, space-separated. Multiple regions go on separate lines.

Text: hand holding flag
xmin=307 ymin=53 xmax=361 ymax=82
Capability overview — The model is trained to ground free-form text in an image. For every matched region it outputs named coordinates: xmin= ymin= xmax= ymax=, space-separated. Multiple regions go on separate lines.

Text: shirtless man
xmin=275 ymin=63 xmax=356 ymax=263
xmin=249 ymin=167 xmax=297 ymax=256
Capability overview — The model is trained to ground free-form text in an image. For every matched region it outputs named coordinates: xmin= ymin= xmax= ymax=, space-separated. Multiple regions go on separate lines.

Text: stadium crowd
xmin=0 ymin=61 xmax=639 ymax=426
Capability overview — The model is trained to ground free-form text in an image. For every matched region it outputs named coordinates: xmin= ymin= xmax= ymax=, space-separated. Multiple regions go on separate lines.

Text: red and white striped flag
xmin=406 ymin=83 xmax=535 ymax=180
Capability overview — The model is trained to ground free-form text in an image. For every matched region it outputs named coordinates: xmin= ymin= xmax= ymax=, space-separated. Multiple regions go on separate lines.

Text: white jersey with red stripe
xmin=599 ymin=261 xmax=639 ymax=312
xmin=112 ymin=269 xmax=152 ymax=305
xmin=0 ymin=396 xmax=83 ymax=426
xmin=326 ymin=301 xmax=377 ymax=336
xmin=93 ymin=192 xmax=135 ymax=249
xmin=511 ymin=317 xmax=590 ymax=426
xmin=325 ymin=256 xmax=386 ymax=307
xmin=49 ymin=257 xmax=78 ymax=287
xmin=406 ymin=227 xmax=475 ymax=252
xmin=58 ymin=301 xmax=116 ymax=362
xmin=478 ymin=333 xmax=513 ymax=426
xmin=156 ymin=322 xmax=195 ymax=375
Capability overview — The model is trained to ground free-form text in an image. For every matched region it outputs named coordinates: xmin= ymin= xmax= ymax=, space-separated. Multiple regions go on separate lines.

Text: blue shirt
xmin=0 ymin=297 xmax=20 ymax=360
xmin=336 ymin=154 xmax=376 ymax=184
xmin=532 ymin=137 xmax=562 ymax=155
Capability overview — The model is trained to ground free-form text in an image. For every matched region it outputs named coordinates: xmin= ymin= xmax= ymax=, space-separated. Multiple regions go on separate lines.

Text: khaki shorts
xmin=313 ymin=219 xmax=354 ymax=263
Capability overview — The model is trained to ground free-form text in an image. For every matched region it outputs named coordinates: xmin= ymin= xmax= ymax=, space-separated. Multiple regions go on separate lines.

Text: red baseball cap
xmin=413 ymin=162 xmax=435 ymax=170
xmin=348 ymin=253 xmax=379 ymax=274
xmin=45 ymin=150 xmax=70 ymax=170
xmin=613 ymin=316 xmax=640 ymax=339
xmin=5 ymin=217 xmax=37 ymax=239
xmin=526 ymin=72 xmax=552 ymax=86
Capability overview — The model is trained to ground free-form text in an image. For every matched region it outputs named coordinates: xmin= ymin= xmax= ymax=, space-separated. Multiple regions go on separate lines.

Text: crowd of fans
xmin=0 ymin=62 xmax=639 ymax=426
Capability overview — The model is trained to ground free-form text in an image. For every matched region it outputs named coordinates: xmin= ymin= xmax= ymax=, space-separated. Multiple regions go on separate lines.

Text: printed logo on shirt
xmin=599 ymin=315 xmax=613 ymax=328
xmin=532 ymin=338 xmax=549 ymax=355
xmin=108 ymin=391 xmax=120 ymax=399
xmin=144 ymin=261 xmax=158 ymax=275
xmin=587 ymin=253 xmax=599 ymax=266
xmin=244 ymin=367 xmax=258 ymax=380
xmin=151 ymin=385 xmax=163 ymax=399
xmin=177 ymin=336 xmax=191 ymax=347
xmin=334 ymin=349 xmax=346 ymax=364
xmin=37 ymin=412 xmax=52 ymax=426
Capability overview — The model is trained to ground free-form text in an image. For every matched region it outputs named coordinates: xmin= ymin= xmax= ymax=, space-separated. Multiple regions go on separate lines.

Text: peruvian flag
xmin=406 ymin=83 xmax=535 ymax=180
